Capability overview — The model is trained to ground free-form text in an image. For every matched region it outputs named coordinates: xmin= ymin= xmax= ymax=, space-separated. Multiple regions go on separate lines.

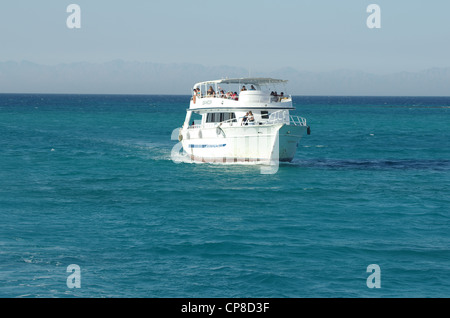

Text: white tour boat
xmin=176 ymin=77 xmax=310 ymax=164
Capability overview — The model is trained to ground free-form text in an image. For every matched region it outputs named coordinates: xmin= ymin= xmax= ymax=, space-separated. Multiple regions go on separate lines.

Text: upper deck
xmin=189 ymin=77 xmax=294 ymax=110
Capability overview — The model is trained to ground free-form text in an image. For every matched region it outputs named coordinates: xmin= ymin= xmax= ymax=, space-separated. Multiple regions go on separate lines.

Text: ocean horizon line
xmin=2 ymin=92 xmax=450 ymax=98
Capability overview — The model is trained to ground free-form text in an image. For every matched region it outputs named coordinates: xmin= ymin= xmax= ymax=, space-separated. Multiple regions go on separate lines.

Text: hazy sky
xmin=1 ymin=0 xmax=449 ymax=74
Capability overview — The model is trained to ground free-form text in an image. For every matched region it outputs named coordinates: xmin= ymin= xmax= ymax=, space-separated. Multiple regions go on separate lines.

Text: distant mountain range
xmin=1 ymin=60 xmax=449 ymax=96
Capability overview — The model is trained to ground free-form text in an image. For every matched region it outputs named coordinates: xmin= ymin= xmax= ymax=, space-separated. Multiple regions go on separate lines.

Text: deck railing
xmin=186 ymin=110 xmax=306 ymax=129
xmin=191 ymin=93 xmax=291 ymax=104
xmin=289 ymin=115 xmax=307 ymax=126
xmin=267 ymin=110 xmax=307 ymax=126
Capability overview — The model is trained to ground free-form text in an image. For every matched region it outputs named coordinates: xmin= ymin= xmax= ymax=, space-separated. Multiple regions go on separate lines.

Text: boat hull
xmin=180 ymin=124 xmax=306 ymax=164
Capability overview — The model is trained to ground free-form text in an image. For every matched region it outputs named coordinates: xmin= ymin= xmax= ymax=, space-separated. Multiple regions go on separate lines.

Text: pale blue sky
xmin=1 ymin=0 xmax=449 ymax=74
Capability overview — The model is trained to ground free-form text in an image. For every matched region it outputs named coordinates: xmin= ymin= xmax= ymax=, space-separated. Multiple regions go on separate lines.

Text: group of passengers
xmin=240 ymin=85 xmax=256 ymax=91
xmin=270 ymin=91 xmax=284 ymax=97
xmin=193 ymin=84 xmax=258 ymax=101
xmin=241 ymin=111 xmax=255 ymax=125
xmin=194 ymin=86 xmax=240 ymax=100
xmin=270 ymin=91 xmax=285 ymax=102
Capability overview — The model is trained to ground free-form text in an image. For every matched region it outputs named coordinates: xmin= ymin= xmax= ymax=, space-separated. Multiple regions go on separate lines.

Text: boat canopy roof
xmin=193 ymin=77 xmax=287 ymax=89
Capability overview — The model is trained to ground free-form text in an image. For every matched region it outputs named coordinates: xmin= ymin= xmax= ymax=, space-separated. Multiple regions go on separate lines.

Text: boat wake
xmin=287 ymin=158 xmax=450 ymax=171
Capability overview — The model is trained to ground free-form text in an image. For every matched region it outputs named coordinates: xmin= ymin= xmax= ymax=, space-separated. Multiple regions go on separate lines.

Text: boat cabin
xmin=190 ymin=77 xmax=291 ymax=107
xmin=183 ymin=77 xmax=304 ymax=130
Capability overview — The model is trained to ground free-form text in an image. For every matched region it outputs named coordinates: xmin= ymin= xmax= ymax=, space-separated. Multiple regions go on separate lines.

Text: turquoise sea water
xmin=0 ymin=94 xmax=449 ymax=298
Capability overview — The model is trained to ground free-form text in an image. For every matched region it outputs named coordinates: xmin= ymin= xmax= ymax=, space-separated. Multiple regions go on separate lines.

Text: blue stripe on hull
xmin=188 ymin=144 xmax=226 ymax=148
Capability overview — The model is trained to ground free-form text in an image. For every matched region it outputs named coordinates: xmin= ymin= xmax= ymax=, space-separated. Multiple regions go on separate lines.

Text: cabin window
xmin=206 ymin=112 xmax=236 ymax=123
xmin=261 ymin=111 xmax=269 ymax=119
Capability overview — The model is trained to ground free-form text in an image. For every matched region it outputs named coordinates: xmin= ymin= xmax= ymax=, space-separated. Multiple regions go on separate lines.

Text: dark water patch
xmin=288 ymin=158 xmax=450 ymax=171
